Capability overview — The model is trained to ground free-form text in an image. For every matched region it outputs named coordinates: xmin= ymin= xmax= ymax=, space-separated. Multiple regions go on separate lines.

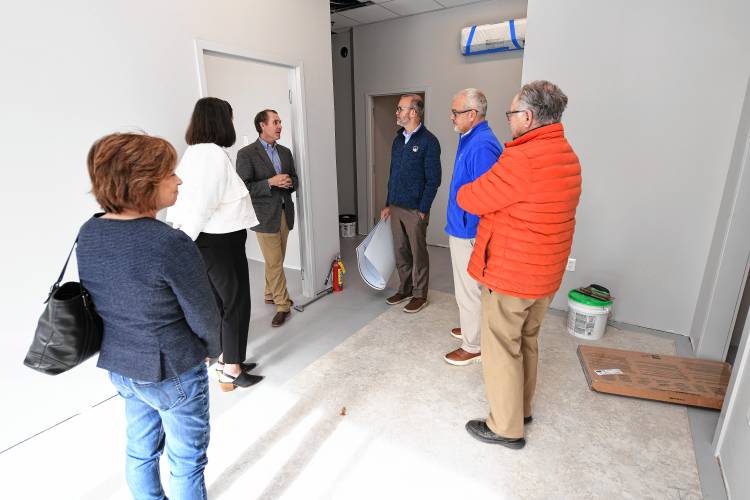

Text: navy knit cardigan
xmin=77 ymin=216 xmax=221 ymax=382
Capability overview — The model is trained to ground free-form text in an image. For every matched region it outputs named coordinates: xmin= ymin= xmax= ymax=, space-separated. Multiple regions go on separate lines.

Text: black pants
xmin=196 ymin=230 xmax=250 ymax=364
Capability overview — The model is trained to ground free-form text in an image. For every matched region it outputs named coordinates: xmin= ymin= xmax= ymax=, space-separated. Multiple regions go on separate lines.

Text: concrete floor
xmin=0 ymin=236 xmax=728 ymax=498
xmin=205 ymin=236 xmax=730 ymax=500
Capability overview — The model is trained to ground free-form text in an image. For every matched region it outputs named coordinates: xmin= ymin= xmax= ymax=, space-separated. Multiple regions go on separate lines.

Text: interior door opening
xmin=369 ymin=91 xmax=426 ymax=229
xmin=725 ymin=255 xmax=750 ymax=365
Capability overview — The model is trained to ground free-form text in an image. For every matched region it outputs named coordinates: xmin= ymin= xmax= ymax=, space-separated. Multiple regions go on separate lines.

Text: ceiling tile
xmin=435 ymin=0 xmax=483 ymax=7
xmin=331 ymin=12 xmax=360 ymax=31
xmin=340 ymin=4 xmax=398 ymax=24
xmin=381 ymin=0 xmax=443 ymax=17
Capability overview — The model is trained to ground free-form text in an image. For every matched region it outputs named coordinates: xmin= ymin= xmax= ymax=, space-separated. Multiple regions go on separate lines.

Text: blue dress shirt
xmin=259 ymin=137 xmax=282 ymax=174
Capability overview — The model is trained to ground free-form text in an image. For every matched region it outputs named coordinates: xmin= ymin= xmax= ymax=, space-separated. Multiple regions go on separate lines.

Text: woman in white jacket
xmin=167 ymin=97 xmax=262 ymax=391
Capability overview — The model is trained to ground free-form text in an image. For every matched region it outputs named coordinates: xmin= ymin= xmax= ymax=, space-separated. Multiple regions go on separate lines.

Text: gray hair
xmin=455 ymin=88 xmax=488 ymax=116
xmin=516 ymin=80 xmax=568 ymax=125
xmin=401 ymin=94 xmax=424 ymax=119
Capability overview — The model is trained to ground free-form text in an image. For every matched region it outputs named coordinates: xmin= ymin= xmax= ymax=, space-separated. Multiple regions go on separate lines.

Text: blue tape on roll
xmin=465 ymin=25 xmax=477 ymax=55
xmin=509 ymin=19 xmax=522 ymax=50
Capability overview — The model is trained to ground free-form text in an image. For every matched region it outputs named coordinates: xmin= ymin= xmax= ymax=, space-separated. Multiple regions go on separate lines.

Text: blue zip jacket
xmin=445 ymin=121 xmax=502 ymax=238
xmin=386 ymin=125 xmax=442 ymax=214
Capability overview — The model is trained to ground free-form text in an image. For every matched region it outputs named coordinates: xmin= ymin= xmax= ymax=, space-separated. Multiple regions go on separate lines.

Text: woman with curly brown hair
xmin=77 ymin=132 xmax=220 ymax=499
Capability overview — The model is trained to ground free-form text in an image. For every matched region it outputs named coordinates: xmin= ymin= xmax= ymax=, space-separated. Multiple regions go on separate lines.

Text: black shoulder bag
xmin=23 ymin=237 xmax=103 ymax=375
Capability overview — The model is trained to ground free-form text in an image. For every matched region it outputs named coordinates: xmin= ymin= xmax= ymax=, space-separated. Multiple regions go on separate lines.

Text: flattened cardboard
xmin=577 ymin=345 xmax=731 ymax=409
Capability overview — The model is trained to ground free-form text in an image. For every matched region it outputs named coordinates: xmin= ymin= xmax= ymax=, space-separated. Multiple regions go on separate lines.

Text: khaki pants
xmin=481 ymin=288 xmax=552 ymax=438
xmin=389 ymin=205 xmax=429 ymax=298
xmin=255 ymin=208 xmax=291 ymax=312
xmin=449 ymin=236 xmax=481 ymax=354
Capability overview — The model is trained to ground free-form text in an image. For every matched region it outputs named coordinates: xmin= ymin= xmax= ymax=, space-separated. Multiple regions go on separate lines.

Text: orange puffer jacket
xmin=457 ymin=122 xmax=581 ymax=299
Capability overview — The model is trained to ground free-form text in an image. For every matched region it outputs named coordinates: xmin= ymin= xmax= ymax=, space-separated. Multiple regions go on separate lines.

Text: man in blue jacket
xmin=381 ymin=94 xmax=441 ymax=313
xmin=444 ymin=88 xmax=502 ymax=365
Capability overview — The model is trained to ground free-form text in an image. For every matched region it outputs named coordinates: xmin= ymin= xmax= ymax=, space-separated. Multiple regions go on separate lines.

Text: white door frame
xmin=193 ymin=39 xmax=315 ymax=297
xmin=690 ymin=77 xmax=750 ymax=360
xmin=363 ymin=86 xmax=430 ymax=234
xmin=713 ymin=312 xmax=750 ymax=493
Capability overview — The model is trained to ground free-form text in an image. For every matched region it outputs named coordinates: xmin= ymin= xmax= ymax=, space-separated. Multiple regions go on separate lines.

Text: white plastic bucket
xmin=567 ymin=298 xmax=611 ymax=340
xmin=339 ymin=214 xmax=357 ymax=238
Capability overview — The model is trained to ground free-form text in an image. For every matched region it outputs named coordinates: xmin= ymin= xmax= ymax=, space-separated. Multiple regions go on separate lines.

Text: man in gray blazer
xmin=236 ymin=109 xmax=299 ymax=327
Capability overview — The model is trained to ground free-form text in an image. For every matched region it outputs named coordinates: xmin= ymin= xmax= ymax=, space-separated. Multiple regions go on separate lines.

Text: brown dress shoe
xmin=386 ymin=292 xmax=412 ymax=305
xmin=443 ymin=348 xmax=481 ymax=366
xmin=272 ymin=310 xmax=290 ymax=327
xmin=266 ymin=298 xmax=294 ymax=306
xmin=450 ymin=328 xmax=462 ymax=339
xmin=403 ymin=297 xmax=428 ymax=313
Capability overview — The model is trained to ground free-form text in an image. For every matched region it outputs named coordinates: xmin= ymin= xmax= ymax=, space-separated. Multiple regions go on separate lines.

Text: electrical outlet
xmin=566 ymin=257 xmax=576 ymax=271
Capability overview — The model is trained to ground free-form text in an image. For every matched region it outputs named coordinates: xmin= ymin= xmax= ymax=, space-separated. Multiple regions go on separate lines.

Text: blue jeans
xmin=110 ymin=363 xmax=210 ymax=500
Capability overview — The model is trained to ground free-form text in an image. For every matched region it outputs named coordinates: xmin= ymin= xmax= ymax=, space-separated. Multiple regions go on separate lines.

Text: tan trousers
xmin=255 ymin=208 xmax=291 ymax=312
xmin=481 ymin=288 xmax=552 ymax=438
xmin=449 ymin=236 xmax=481 ymax=354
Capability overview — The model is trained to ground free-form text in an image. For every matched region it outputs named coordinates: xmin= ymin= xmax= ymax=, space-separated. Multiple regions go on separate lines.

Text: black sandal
xmin=218 ymin=371 xmax=263 ymax=392
xmin=215 ymin=361 xmax=257 ymax=375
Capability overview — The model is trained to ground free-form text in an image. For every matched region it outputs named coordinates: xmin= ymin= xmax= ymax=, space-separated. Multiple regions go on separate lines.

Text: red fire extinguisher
xmin=332 ymin=257 xmax=346 ymax=292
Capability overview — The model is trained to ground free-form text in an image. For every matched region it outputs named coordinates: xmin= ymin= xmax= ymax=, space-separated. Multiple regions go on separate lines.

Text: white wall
xmin=0 ymin=0 xmax=337 ymax=452
xmin=352 ymin=0 xmax=527 ymax=245
xmin=521 ymin=0 xmax=750 ymax=333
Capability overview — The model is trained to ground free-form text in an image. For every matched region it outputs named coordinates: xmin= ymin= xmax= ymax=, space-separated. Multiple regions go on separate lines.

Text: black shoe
xmin=218 ymin=372 xmax=264 ymax=392
xmin=215 ymin=361 xmax=257 ymax=376
xmin=465 ymin=419 xmax=526 ymax=449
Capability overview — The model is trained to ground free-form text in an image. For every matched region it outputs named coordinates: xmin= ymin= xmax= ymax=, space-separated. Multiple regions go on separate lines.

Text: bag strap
xmin=45 ymin=237 xmax=79 ymax=304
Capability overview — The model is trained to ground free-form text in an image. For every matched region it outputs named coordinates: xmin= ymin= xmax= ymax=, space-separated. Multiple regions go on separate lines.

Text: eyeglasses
xmin=451 ymin=109 xmax=476 ymax=118
xmin=505 ymin=110 xmax=527 ymax=120
xmin=396 ymin=106 xmax=415 ymax=113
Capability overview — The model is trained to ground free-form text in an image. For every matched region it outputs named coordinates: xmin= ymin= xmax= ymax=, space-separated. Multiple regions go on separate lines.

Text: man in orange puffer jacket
xmin=457 ymin=80 xmax=582 ymax=449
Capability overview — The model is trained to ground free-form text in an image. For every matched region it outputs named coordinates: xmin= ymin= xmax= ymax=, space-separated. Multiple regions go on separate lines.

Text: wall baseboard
xmin=546 ymin=306 xmax=689 ymax=338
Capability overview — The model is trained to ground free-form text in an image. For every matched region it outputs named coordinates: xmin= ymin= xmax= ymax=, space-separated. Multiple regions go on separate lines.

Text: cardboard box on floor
xmin=577 ymin=345 xmax=732 ymax=409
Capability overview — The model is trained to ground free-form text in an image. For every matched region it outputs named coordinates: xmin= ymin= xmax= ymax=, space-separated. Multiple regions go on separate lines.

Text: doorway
xmin=695 ymin=74 xmax=750 ymax=497
xmin=367 ymin=91 xmax=426 ymax=230
xmin=194 ymin=40 xmax=315 ymax=297
xmin=726 ymin=258 xmax=750 ymax=365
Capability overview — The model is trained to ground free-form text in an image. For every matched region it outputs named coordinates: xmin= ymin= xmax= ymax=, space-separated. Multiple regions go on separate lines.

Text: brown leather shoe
xmin=266 ymin=298 xmax=294 ymax=306
xmin=443 ymin=348 xmax=481 ymax=366
xmin=271 ymin=310 xmax=290 ymax=327
xmin=403 ymin=297 xmax=428 ymax=313
xmin=450 ymin=327 xmax=462 ymax=339
xmin=386 ymin=292 xmax=412 ymax=305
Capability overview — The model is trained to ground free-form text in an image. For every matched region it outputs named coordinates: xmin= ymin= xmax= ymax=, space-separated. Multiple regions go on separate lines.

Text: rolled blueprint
xmin=356 ymin=218 xmax=396 ymax=290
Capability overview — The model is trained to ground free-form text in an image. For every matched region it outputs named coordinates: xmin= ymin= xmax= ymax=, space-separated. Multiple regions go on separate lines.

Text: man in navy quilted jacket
xmin=380 ymin=94 xmax=441 ymax=313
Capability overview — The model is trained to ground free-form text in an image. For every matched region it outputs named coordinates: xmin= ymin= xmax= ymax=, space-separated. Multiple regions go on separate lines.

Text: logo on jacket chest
xmin=412 ymin=145 xmax=419 ymax=153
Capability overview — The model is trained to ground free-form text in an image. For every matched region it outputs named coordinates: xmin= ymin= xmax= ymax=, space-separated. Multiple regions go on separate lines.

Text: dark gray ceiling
xmin=330 ymin=0 xmax=373 ymax=14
